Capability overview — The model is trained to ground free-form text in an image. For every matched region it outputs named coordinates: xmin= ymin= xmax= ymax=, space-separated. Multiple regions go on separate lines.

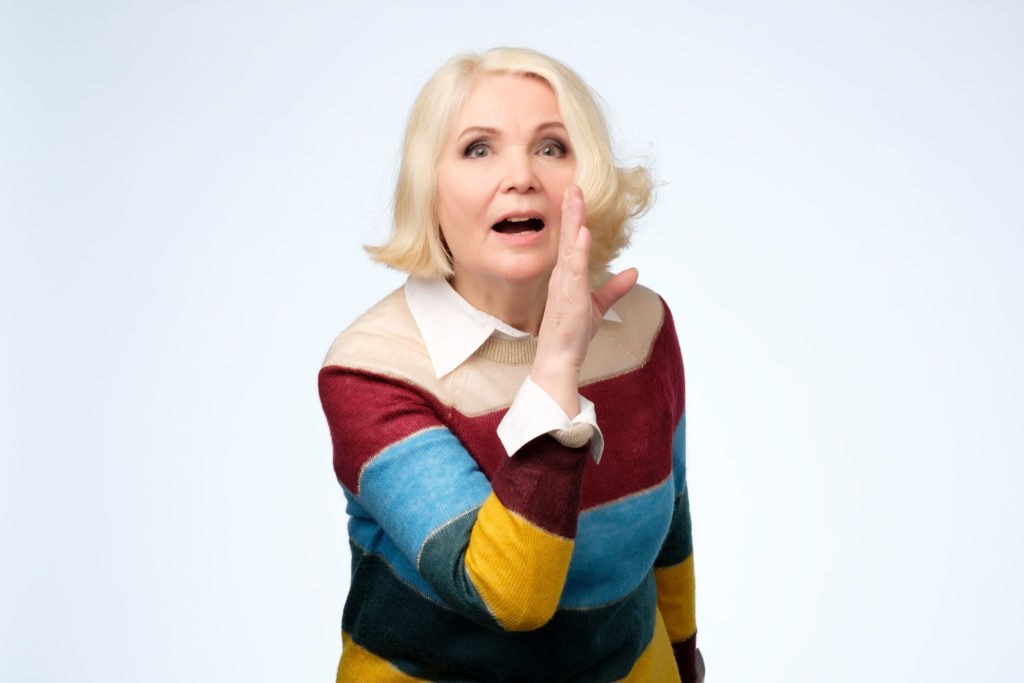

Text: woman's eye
xmin=538 ymin=140 xmax=568 ymax=157
xmin=464 ymin=142 xmax=490 ymax=158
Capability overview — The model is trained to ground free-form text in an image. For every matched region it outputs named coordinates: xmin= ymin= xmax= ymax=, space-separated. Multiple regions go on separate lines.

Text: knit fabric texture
xmin=319 ymin=284 xmax=699 ymax=682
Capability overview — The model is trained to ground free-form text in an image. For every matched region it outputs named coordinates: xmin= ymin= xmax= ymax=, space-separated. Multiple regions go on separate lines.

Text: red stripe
xmin=671 ymin=634 xmax=702 ymax=683
xmin=578 ymin=307 xmax=685 ymax=509
xmin=318 ymin=368 xmax=445 ymax=493
xmin=489 ymin=435 xmax=588 ymax=538
xmin=319 ymin=299 xmax=685 ymax=511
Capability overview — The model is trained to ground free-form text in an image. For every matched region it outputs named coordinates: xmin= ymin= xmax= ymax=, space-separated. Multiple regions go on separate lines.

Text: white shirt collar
xmin=405 ymin=276 xmax=620 ymax=379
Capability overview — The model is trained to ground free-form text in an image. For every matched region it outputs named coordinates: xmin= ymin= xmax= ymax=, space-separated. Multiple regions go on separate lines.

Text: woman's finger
xmin=558 ymin=185 xmax=591 ymax=281
xmin=537 ymin=185 xmax=593 ymax=367
xmin=560 ymin=185 xmax=585 ymax=262
xmin=593 ymin=268 xmax=639 ymax=317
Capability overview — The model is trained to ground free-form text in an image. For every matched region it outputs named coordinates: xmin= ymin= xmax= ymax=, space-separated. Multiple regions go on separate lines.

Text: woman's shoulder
xmin=320 ymin=287 xmax=436 ymax=387
xmin=613 ymin=282 xmax=668 ymax=323
xmin=580 ymin=283 xmax=678 ymax=382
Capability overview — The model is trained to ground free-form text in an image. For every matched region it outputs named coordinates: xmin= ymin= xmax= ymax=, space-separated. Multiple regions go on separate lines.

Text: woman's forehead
xmin=450 ymin=74 xmax=562 ymax=136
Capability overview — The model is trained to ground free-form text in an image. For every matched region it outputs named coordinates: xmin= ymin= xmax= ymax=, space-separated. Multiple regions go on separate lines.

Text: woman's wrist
xmin=529 ymin=362 xmax=581 ymax=418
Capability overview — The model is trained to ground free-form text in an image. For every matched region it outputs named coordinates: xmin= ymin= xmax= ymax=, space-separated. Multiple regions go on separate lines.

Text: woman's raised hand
xmin=531 ymin=186 xmax=638 ymax=417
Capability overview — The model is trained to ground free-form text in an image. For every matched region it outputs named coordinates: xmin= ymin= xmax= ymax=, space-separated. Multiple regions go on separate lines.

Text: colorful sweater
xmin=319 ymin=283 xmax=700 ymax=682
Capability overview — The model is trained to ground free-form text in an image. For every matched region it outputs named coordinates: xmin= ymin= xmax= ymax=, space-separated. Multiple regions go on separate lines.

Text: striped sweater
xmin=319 ymin=283 xmax=699 ymax=682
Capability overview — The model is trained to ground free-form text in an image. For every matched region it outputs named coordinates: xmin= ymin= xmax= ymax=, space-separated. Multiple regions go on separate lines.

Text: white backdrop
xmin=3 ymin=1 xmax=1022 ymax=681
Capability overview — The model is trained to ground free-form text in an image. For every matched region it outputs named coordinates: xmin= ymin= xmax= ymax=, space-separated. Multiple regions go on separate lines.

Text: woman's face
xmin=436 ymin=74 xmax=576 ymax=302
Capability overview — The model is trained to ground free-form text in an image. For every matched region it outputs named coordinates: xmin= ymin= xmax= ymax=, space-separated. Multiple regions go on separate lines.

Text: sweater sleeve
xmin=653 ymin=413 xmax=703 ymax=681
xmin=652 ymin=304 xmax=704 ymax=683
xmin=319 ymin=366 xmax=589 ymax=632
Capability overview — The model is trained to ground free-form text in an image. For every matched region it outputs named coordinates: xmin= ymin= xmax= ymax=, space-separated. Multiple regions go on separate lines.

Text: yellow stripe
xmin=617 ymin=608 xmax=682 ymax=682
xmin=337 ymin=632 xmax=429 ymax=682
xmin=654 ymin=553 xmax=697 ymax=641
xmin=465 ymin=492 xmax=574 ymax=631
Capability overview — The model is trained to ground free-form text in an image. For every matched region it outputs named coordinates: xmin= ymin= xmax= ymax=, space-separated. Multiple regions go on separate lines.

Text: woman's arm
xmin=650 ymin=311 xmax=703 ymax=682
xmin=653 ymin=451 xmax=702 ymax=681
xmin=320 ymin=366 xmax=589 ymax=632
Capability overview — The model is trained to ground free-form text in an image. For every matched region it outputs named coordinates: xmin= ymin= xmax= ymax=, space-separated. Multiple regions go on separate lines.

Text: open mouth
xmin=492 ymin=217 xmax=545 ymax=234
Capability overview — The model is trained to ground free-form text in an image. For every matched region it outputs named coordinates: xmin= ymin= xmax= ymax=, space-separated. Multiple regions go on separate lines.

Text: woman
xmin=319 ymin=47 xmax=704 ymax=682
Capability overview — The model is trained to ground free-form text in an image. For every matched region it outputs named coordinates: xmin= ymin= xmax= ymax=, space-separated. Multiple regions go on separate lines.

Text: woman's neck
xmin=449 ymin=273 xmax=548 ymax=336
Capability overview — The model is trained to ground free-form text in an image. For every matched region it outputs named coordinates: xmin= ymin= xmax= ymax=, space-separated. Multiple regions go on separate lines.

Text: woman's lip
xmin=492 ymin=210 xmax=546 ymax=225
xmin=492 ymin=225 xmax=547 ymax=245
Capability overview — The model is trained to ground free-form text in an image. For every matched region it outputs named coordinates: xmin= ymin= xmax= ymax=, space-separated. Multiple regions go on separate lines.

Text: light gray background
xmin=3 ymin=1 xmax=1022 ymax=681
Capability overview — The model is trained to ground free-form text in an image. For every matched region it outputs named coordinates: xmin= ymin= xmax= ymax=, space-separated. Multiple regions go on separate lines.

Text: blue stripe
xmin=344 ymin=490 xmax=444 ymax=602
xmin=357 ymin=426 xmax=492 ymax=561
xmin=672 ymin=412 xmax=686 ymax=494
xmin=560 ymin=478 xmax=675 ymax=607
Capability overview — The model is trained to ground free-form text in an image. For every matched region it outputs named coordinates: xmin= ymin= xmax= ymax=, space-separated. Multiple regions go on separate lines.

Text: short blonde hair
xmin=366 ymin=47 xmax=653 ymax=284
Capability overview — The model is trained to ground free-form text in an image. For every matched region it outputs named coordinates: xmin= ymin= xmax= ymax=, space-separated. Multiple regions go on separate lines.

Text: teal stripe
xmin=357 ymin=426 xmax=492 ymax=562
xmin=343 ymin=547 xmax=658 ymax=682
xmin=344 ymin=490 xmax=443 ymax=603
xmin=417 ymin=504 xmax=500 ymax=629
xmin=560 ymin=478 xmax=675 ymax=607
xmin=654 ymin=485 xmax=694 ymax=567
xmin=656 ymin=410 xmax=694 ymax=567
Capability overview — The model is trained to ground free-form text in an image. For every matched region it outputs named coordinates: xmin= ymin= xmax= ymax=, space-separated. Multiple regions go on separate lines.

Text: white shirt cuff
xmin=496 ymin=376 xmax=604 ymax=463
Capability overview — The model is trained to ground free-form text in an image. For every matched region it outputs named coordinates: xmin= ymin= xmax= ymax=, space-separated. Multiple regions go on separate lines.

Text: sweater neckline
xmin=475 ymin=335 xmax=538 ymax=365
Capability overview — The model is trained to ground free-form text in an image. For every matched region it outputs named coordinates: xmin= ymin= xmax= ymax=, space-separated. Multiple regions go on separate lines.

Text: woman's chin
xmin=494 ymin=262 xmax=556 ymax=287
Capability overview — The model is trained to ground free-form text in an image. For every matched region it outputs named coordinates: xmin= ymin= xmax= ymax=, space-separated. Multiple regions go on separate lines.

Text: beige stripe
xmin=323 ymin=284 xmax=667 ymax=416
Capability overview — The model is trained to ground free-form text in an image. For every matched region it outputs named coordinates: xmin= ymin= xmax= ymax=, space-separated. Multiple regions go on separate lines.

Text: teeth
xmin=507 ymin=217 xmax=531 ymax=222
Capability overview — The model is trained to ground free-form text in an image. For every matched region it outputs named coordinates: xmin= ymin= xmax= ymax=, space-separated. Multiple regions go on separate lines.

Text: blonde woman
xmin=319 ymin=47 xmax=704 ymax=682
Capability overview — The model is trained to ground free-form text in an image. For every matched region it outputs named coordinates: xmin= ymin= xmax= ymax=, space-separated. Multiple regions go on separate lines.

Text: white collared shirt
xmin=405 ymin=276 xmax=613 ymax=462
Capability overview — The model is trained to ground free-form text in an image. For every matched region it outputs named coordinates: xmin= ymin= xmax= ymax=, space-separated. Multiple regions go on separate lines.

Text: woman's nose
xmin=500 ymin=149 xmax=538 ymax=193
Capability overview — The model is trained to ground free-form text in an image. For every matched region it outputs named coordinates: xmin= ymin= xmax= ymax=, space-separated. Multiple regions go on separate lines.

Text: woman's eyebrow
xmin=535 ymin=121 xmax=567 ymax=133
xmin=455 ymin=125 xmax=500 ymax=140
xmin=455 ymin=121 xmax=567 ymax=141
